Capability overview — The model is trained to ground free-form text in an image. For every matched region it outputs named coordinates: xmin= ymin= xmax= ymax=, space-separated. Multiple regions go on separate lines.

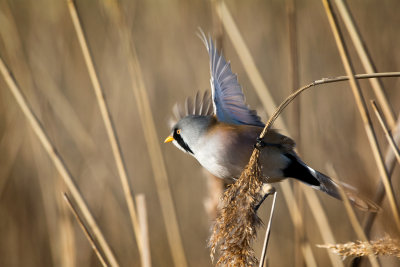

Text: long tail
xmin=283 ymin=153 xmax=380 ymax=212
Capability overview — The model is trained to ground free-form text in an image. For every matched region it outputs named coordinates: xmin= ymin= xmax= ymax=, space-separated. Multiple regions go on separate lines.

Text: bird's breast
xmin=192 ymin=125 xmax=256 ymax=179
xmin=191 ymin=124 xmax=292 ymax=182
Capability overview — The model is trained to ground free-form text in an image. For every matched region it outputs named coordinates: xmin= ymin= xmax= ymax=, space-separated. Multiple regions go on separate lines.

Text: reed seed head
xmin=318 ymin=236 xmax=400 ymax=259
xmin=209 ymin=149 xmax=265 ymax=266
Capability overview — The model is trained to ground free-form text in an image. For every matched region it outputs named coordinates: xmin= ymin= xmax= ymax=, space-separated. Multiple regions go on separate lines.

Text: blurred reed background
xmin=0 ymin=0 xmax=399 ymax=266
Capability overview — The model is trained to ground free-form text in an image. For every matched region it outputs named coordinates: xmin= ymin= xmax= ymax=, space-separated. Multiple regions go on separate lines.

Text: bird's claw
xmin=255 ymin=137 xmax=266 ymax=150
xmin=255 ymin=137 xmax=281 ymax=150
xmin=254 ymin=184 xmax=276 ymax=212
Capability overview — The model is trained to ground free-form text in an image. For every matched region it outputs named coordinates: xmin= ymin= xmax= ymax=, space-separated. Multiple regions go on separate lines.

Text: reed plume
xmin=209 ymin=149 xmax=264 ymax=266
xmin=318 ymin=236 xmax=400 ymax=259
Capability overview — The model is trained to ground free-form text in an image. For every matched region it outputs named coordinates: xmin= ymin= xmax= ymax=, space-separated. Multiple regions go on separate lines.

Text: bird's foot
xmin=254 ymin=184 xmax=276 ymax=212
xmin=255 ymin=137 xmax=266 ymax=150
xmin=254 ymin=137 xmax=281 ymax=150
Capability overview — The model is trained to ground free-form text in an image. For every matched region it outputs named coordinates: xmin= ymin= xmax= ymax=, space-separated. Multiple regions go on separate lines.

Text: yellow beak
xmin=164 ymin=135 xmax=174 ymax=143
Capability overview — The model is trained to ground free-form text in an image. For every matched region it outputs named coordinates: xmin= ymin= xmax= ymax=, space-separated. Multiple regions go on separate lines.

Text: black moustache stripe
xmin=173 ymin=132 xmax=194 ymax=154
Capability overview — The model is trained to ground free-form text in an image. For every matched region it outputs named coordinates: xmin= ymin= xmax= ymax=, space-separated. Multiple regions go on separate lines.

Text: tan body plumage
xmin=193 ymin=116 xmax=292 ymax=182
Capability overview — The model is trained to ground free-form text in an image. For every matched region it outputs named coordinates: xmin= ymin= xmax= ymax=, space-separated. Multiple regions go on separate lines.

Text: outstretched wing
xmin=199 ymin=31 xmax=264 ymax=127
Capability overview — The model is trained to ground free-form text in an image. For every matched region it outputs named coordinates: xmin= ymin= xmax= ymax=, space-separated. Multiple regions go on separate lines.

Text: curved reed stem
xmin=259 ymin=72 xmax=400 ymax=139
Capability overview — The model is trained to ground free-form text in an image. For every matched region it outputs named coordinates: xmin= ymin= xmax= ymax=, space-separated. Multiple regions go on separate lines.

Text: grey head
xmin=165 ymin=90 xmax=215 ymax=154
xmin=168 ymin=115 xmax=215 ymax=155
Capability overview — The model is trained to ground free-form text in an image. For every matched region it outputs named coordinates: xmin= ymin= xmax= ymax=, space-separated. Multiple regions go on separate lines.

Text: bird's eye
xmin=176 ymin=129 xmax=181 ymax=134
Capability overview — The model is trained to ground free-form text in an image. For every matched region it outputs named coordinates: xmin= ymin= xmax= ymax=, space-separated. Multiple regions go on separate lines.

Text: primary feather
xmin=198 ymin=30 xmax=264 ymax=127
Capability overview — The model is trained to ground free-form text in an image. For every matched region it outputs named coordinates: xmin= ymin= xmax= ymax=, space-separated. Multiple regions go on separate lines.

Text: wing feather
xmin=193 ymin=91 xmax=201 ymax=115
xmin=198 ymin=30 xmax=264 ymax=127
xmin=169 ymin=91 xmax=214 ymax=129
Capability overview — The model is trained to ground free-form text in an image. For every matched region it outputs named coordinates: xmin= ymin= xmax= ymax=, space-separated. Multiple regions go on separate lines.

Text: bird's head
xmin=164 ymin=115 xmax=214 ymax=155
xmin=164 ymin=91 xmax=214 ymax=154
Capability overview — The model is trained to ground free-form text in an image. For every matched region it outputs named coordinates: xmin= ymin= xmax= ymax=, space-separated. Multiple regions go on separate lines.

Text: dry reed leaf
xmin=318 ymin=236 xmax=400 ymax=259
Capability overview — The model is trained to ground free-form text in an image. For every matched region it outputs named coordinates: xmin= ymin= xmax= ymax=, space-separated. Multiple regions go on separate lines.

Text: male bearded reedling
xmin=164 ymin=32 xmax=379 ymax=212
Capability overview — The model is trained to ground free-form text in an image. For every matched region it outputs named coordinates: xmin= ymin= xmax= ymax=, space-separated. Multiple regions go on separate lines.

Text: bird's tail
xmin=283 ymin=154 xmax=379 ymax=212
xmin=312 ymin=169 xmax=380 ymax=212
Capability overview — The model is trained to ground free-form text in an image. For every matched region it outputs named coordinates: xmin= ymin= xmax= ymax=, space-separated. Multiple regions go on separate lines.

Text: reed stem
xmin=321 ymin=0 xmax=400 ymax=232
xmin=0 ymin=56 xmax=119 ymax=267
xmin=66 ymin=0 xmax=143 ymax=259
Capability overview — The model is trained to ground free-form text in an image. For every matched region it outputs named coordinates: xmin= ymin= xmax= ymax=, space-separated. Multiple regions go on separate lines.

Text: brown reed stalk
xmin=135 ymin=194 xmax=152 ymax=267
xmin=302 ymin=188 xmax=345 ymax=267
xmin=286 ymin=2 xmax=305 ymax=265
xmin=362 ymin=115 xmax=400 ymax=242
xmin=63 ymin=193 xmax=108 ymax=267
xmin=57 ymin=180 xmax=77 ymax=267
xmin=0 ymin=122 xmax=22 ymax=197
xmin=98 ymin=1 xmax=188 ymax=266
xmin=333 ymin=1 xmax=400 ymax=241
xmin=0 ymin=5 xmax=117 ymax=247
xmin=324 ymin=166 xmax=380 ymax=267
xmin=0 ymin=57 xmax=119 ymax=267
xmin=30 ymin=136 xmax=75 ymax=267
xmin=215 ymin=2 xmax=286 ymax=130
xmin=259 ymin=190 xmax=277 ymax=267
xmin=334 ymin=0 xmax=396 ymax=128
xmin=286 ymin=0 xmax=300 ymax=139
xmin=279 ymin=182 xmax=319 ymax=267
xmin=65 ymin=0 xmax=143 ymax=259
xmin=1 ymin=5 xmax=114 ymax=264
xmin=301 ymin=245 xmax=318 ymax=267
xmin=211 ymin=0 xmax=224 ymax=49
xmin=0 ymin=1 xmax=43 ymax=114
xmin=321 ymin=0 xmax=400 ymax=231
xmin=0 ymin=1 xmax=96 ymax=152
xmin=1 ymin=1 xmax=97 ymax=154
xmin=371 ymin=101 xmax=400 ymax=166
